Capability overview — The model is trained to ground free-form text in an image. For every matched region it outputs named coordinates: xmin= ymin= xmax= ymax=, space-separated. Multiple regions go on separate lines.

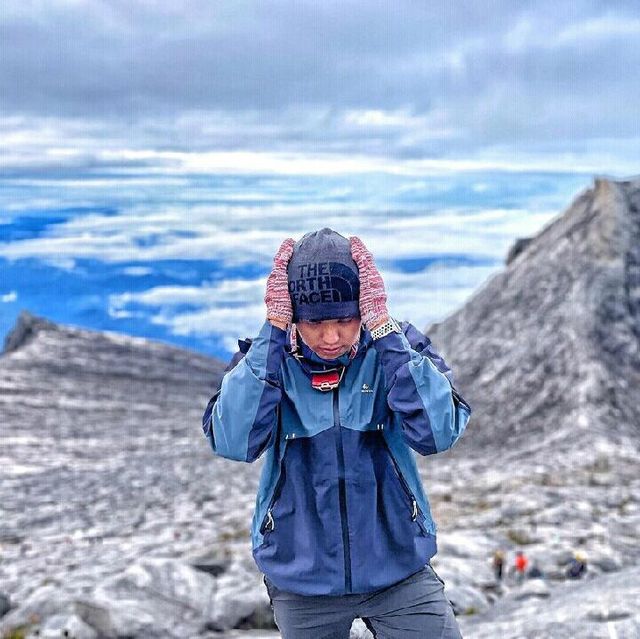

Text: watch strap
xmin=370 ymin=317 xmax=402 ymax=340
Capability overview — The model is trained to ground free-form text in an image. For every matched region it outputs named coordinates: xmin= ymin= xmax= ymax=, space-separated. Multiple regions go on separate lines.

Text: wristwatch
xmin=370 ymin=317 xmax=402 ymax=340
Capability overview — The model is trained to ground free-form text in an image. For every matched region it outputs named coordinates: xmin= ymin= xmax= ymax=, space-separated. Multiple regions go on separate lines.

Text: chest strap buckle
xmin=311 ymin=367 xmax=345 ymax=391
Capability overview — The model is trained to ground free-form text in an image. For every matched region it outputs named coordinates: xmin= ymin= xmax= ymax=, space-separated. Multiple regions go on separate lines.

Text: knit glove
xmin=265 ymin=238 xmax=296 ymax=325
xmin=349 ymin=236 xmax=389 ymax=329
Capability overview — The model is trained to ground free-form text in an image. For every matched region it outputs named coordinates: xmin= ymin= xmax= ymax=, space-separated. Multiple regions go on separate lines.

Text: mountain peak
xmin=428 ymin=176 xmax=640 ymax=460
xmin=2 ymin=310 xmax=58 ymax=354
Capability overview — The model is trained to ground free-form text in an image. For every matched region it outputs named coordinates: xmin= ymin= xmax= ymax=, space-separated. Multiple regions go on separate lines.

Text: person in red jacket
xmin=514 ymin=550 xmax=529 ymax=583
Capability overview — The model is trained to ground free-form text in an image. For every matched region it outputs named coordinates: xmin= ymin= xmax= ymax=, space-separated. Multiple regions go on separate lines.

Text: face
xmin=296 ymin=318 xmax=361 ymax=359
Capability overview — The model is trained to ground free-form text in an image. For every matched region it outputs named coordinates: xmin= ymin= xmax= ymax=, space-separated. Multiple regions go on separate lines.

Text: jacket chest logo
xmin=361 ymin=383 xmax=374 ymax=394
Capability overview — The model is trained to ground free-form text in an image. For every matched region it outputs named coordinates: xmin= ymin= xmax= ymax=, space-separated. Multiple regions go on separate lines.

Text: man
xmin=514 ymin=550 xmax=529 ymax=584
xmin=492 ymin=549 xmax=505 ymax=583
xmin=202 ymin=228 xmax=471 ymax=638
xmin=566 ymin=552 xmax=587 ymax=579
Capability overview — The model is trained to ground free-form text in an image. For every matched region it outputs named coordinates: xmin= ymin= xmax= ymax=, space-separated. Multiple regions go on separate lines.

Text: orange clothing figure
xmin=514 ymin=551 xmax=528 ymax=581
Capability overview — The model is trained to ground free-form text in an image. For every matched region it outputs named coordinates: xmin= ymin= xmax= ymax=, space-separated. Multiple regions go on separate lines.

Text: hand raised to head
xmin=349 ymin=236 xmax=389 ymax=329
xmin=265 ymin=238 xmax=296 ymax=327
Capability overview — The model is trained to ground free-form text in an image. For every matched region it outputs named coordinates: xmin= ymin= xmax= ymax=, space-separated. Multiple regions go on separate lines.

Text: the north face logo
xmin=288 ymin=261 xmax=359 ymax=306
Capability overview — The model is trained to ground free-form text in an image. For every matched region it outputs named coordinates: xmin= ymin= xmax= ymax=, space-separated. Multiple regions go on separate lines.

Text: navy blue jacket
xmin=202 ymin=319 xmax=471 ymax=595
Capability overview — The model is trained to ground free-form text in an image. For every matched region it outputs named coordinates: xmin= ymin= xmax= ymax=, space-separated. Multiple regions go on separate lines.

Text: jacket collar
xmin=286 ymin=325 xmax=371 ymax=369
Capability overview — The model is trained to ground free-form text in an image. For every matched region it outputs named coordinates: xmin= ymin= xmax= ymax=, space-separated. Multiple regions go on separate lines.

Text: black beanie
xmin=287 ymin=228 xmax=360 ymax=322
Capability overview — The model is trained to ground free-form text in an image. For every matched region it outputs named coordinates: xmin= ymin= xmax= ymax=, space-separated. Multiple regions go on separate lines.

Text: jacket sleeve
xmin=202 ymin=320 xmax=287 ymax=463
xmin=373 ymin=321 xmax=471 ymax=456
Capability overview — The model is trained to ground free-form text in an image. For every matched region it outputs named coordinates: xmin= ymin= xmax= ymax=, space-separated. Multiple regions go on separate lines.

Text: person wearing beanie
xmin=202 ymin=228 xmax=471 ymax=638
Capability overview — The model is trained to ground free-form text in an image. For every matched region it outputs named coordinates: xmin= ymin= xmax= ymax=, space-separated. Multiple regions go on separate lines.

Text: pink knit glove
xmin=264 ymin=238 xmax=296 ymax=325
xmin=349 ymin=236 xmax=389 ymax=328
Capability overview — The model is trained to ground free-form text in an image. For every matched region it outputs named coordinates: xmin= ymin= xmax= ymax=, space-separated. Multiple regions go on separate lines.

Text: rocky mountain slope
xmin=0 ymin=313 xmax=242 ymax=637
xmin=1 ymin=177 xmax=639 ymax=639
xmin=429 ymin=176 xmax=640 ymax=459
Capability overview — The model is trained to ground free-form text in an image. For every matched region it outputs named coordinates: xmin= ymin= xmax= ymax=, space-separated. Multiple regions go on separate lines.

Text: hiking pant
xmin=263 ymin=563 xmax=462 ymax=639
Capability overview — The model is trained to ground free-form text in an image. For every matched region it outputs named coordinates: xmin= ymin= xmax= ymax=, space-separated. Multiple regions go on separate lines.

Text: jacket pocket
xmin=382 ymin=440 xmax=429 ymax=535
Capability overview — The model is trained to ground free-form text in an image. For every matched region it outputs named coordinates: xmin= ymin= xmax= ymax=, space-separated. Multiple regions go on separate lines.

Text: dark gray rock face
xmin=0 ymin=593 xmax=10 ymax=618
xmin=3 ymin=310 xmax=58 ymax=354
xmin=505 ymin=237 xmax=533 ymax=265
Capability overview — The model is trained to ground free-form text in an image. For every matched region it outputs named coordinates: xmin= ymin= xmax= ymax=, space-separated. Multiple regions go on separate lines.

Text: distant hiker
xmin=527 ymin=562 xmax=544 ymax=579
xmin=202 ymin=228 xmax=472 ymax=638
xmin=514 ymin=550 xmax=529 ymax=583
xmin=492 ymin=549 xmax=505 ymax=582
xmin=567 ymin=552 xmax=587 ymax=579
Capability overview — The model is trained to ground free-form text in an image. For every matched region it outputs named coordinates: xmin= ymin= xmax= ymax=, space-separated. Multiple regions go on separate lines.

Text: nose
xmin=321 ymin=325 xmax=340 ymax=346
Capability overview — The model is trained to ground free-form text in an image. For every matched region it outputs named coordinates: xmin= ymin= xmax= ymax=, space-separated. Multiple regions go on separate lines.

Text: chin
xmin=317 ymin=349 xmax=345 ymax=358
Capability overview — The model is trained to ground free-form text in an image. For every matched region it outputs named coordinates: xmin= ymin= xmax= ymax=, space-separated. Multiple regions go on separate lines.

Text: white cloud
xmin=3 ymin=132 xmax=639 ymax=179
xmin=556 ymin=15 xmax=640 ymax=45
xmin=1 ymin=291 xmax=18 ymax=302
xmin=109 ymin=277 xmax=266 ymax=310
xmin=343 ymin=109 xmax=419 ymax=128
xmin=108 ymin=307 xmax=136 ymax=319
xmin=385 ymin=264 xmax=497 ymax=329
xmin=107 ymin=277 xmax=268 ymax=350
xmin=157 ymin=304 xmax=267 ymax=341
xmin=3 ymin=1 xmax=638 ymax=359
xmin=121 ymin=266 xmax=153 ymax=276
xmin=0 ymin=198 xmax=555 ymax=268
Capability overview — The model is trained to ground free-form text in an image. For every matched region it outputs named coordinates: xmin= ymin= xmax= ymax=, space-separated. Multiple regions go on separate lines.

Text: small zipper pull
xmin=411 ymin=499 xmax=418 ymax=521
xmin=262 ymin=508 xmax=276 ymax=534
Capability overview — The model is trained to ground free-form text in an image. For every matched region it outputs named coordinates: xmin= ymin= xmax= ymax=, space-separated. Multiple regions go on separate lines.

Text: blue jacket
xmin=202 ymin=319 xmax=471 ymax=596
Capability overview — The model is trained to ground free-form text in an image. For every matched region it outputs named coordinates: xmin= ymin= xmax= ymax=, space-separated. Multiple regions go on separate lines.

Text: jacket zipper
xmin=382 ymin=439 xmax=428 ymax=532
xmin=333 ymin=387 xmax=352 ymax=593
xmin=259 ymin=405 xmax=285 ymax=536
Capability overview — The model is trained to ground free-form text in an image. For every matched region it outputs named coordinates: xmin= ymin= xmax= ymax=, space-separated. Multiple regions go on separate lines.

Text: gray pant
xmin=263 ymin=563 xmax=462 ymax=639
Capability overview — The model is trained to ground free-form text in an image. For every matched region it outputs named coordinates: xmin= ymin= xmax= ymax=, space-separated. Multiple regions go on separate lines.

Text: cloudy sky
xmin=3 ymin=0 xmax=640 ymax=173
xmin=1 ymin=1 xmax=639 ymax=358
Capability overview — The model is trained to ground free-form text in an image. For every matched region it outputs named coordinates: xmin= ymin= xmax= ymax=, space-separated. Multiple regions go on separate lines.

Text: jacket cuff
xmin=372 ymin=330 xmax=412 ymax=386
xmin=246 ymin=320 xmax=287 ymax=385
